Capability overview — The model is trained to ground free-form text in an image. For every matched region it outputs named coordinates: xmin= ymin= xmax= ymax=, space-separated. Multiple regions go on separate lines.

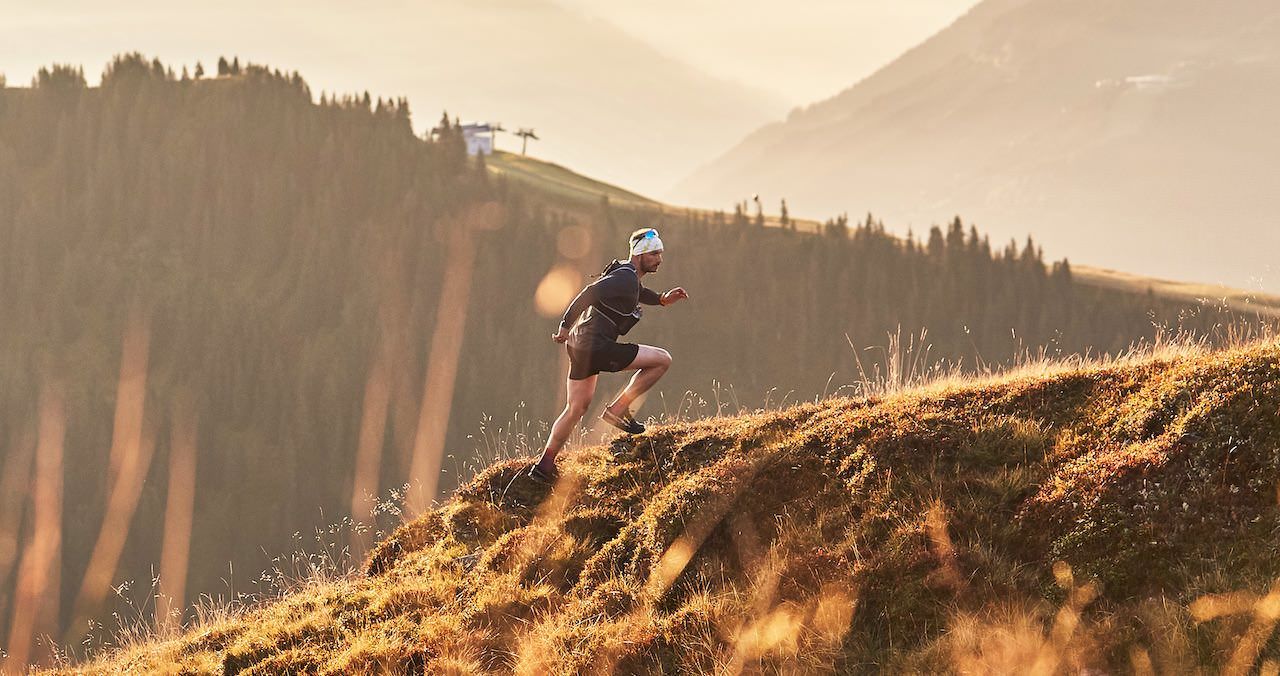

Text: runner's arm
xmin=638 ymin=286 xmax=662 ymax=306
xmin=559 ymin=284 xmax=596 ymax=331
xmin=657 ymin=287 xmax=689 ymax=306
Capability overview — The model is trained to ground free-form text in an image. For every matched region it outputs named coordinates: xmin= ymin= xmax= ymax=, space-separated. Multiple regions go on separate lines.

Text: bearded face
xmin=638 ymin=250 xmax=663 ymax=273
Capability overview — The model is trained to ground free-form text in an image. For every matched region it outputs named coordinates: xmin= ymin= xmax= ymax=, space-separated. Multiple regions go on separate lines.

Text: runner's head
xmin=628 ymin=228 xmax=663 ymax=273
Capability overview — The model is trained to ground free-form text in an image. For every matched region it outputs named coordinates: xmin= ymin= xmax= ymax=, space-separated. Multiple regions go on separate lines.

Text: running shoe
xmin=527 ymin=464 xmax=560 ymax=485
xmin=602 ymin=408 xmax=645 ymax=435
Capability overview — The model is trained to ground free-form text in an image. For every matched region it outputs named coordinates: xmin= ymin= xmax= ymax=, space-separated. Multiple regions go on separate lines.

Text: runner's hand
xmin=661 ymin=287 xmax=689 ymax=306
xmin=552 ymin=327 xmax=570 ymax=343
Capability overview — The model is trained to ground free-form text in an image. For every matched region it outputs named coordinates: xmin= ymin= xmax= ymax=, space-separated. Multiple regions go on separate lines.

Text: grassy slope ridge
xmin=1072 ymin=265 xmax=1280 ymax=321
xmin=486 ymin=151 xmax=659 ymax=209
xmin=89 ymin=340 xmax=1280 ymax=673
xmin=488 ymin=150 xmax=820 ymax=234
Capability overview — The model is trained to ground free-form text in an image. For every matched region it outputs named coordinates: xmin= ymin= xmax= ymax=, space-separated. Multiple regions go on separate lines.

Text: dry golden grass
xmin=68 ymin=336 xmax=1280 ymax=674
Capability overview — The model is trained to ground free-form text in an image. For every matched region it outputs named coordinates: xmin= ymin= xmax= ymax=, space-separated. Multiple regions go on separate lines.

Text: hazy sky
xmin=2 ymin=1 xmax=978 ymax=107
xmin=553 ymin=0 xmax=979 ymax=105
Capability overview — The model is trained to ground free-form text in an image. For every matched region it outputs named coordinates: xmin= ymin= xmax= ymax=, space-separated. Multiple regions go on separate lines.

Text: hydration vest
xmin=570 ymin=261 xmax=644 ymax=345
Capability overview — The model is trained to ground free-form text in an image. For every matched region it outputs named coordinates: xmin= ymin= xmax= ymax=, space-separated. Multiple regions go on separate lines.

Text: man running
xmin=529 ymin=227 xmax=688 ymax=483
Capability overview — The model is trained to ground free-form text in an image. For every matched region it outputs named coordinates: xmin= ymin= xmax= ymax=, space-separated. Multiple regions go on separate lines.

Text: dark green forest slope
xmin=0 ymin=55 xmax=1264 ymax=652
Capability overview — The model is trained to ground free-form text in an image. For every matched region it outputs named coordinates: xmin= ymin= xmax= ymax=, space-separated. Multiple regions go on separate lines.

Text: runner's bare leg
xmin=538 ymin=374 xmax=597 ymax=469
xmin=606 ymin=345 xmax=671 ymax=415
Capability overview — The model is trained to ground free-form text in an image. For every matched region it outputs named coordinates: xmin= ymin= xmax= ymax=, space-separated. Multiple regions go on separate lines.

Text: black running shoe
xmin=602 ymin=408 xmax=645 ymax=435
xmin=527 ymin=464 xmax=559 ymax=485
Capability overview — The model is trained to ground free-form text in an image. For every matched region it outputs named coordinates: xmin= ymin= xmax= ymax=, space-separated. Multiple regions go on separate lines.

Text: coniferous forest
xmin=0 ymin=55 xmax=1263 ymax=648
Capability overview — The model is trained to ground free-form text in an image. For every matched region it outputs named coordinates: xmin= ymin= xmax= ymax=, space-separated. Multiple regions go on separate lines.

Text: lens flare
xmin=534 ymin=266 xmax=582 ymax=318
xmin=556 ymin=225 xmax=591 ymax=260
xmin=157 ymin=392 xmax=198 ymax=633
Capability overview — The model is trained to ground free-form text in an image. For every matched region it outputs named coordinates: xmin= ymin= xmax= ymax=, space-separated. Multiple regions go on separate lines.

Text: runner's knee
xmin=656 ymin=348 xmax=672 ymax=368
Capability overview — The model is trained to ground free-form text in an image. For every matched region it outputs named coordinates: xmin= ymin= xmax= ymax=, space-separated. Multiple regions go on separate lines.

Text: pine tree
xmin=823 ymin=213 xmax=848 ymax=239
xmin=1055 ymin=258 xmax=1073 ymax=282
xmin=475 ymin=146 xmax=489 ymax=183
xmin=946 ymin=217 xmax=965 ymax=255
xmin=927 ymin=226 xmax=945 ymax=258
xmin=1020 ymin=236 xmax=1038 ymax=265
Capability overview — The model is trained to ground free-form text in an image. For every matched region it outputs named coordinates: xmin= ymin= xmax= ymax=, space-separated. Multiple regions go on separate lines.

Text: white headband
xmin=630 ymin=230 xmax=664 ymax=256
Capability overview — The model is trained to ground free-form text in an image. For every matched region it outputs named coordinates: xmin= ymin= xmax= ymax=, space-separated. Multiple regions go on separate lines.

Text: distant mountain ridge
xmin=673 ymin=0 xmax=1280 ymax=292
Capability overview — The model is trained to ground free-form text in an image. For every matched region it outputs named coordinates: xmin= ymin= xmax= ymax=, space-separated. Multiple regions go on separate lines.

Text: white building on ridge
xmin=460 ymin=123 xmax=498 ymax=156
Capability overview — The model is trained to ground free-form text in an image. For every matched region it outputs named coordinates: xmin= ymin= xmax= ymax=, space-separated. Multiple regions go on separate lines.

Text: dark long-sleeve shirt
xmin=561 ymin=260 xmax=661 ymax=350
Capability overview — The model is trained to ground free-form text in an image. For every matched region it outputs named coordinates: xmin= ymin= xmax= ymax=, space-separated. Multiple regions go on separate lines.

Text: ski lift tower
xmin=515 ymin=128 xmax=539 ymax=155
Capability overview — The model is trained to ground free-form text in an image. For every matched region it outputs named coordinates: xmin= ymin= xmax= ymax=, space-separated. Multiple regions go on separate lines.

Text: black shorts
xmin=567 ymin=342 xmax=640 ymax=380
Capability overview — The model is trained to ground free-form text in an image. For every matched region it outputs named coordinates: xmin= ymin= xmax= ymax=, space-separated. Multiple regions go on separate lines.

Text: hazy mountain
xmin=673 ymin=0 xmax=1280 ymax=291
xmin=413 ymin=0 xmax=789 ymax=196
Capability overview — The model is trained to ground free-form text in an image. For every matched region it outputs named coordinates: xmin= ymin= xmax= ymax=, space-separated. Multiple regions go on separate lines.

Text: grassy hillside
xmin=1072 ymin=265 xmax=1280 ymax=321
xmin=82 ymin=338 xmax=1280 ymax=673
xmin=486 ymin=151 xmax=659 ymax=208
xmin=486 ymin=150 xmax=825 ymax=233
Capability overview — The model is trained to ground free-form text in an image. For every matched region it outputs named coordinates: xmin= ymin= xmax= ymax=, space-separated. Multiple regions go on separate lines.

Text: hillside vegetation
xmin=81 ymin=339 xmax=1280 ymax=674
xmin=8 ymin=54 xmax=1265 ymax=653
